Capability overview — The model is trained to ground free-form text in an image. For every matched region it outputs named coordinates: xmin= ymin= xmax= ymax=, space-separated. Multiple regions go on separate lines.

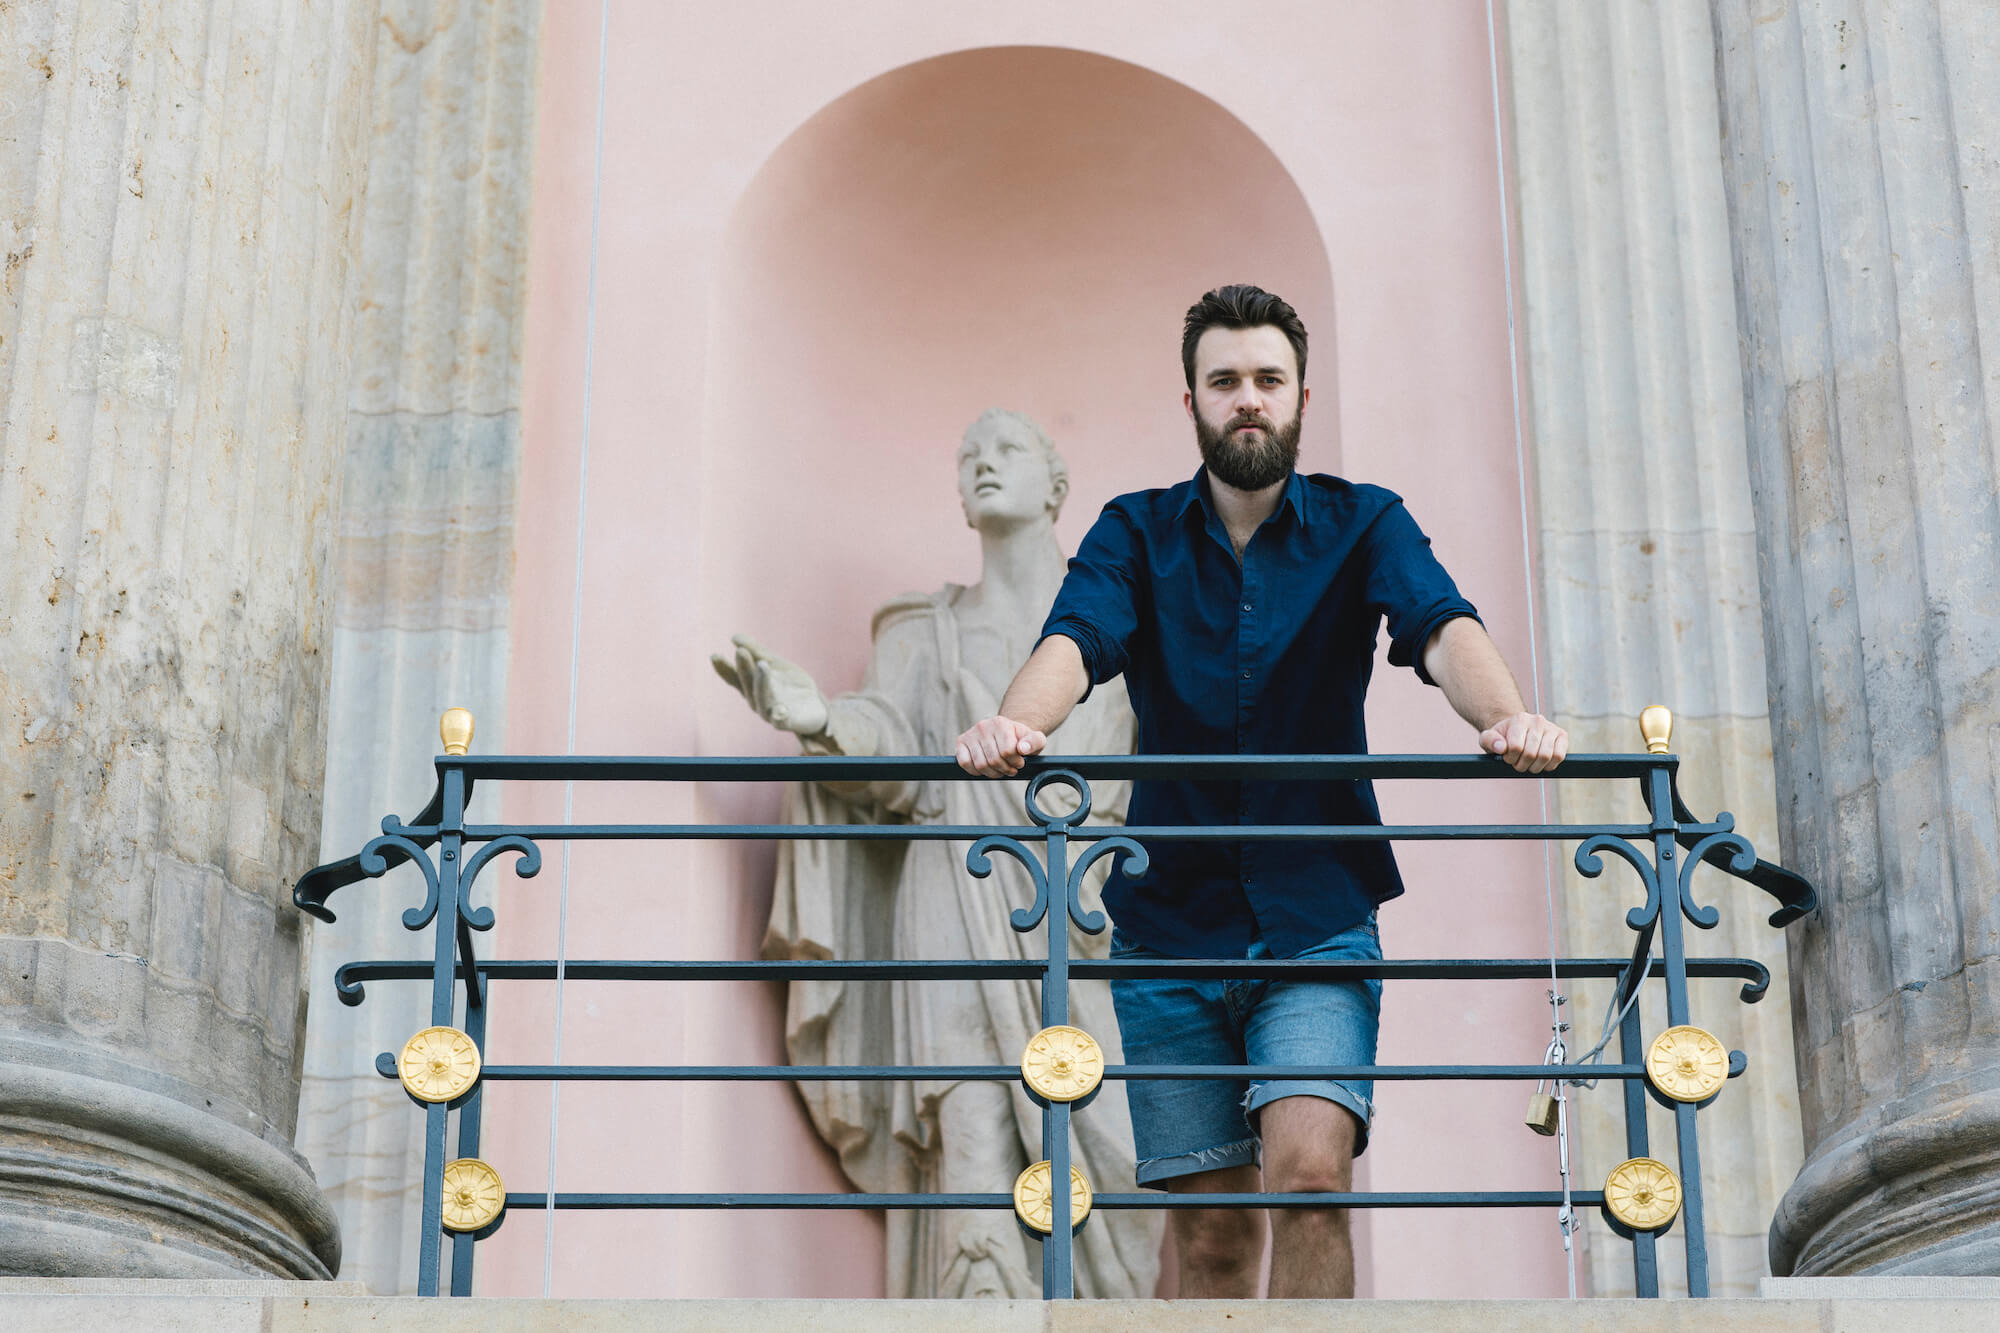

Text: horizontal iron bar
xmin=500 ymin=1190 xmax=1610 ymax=1211
xmin=469 ymin=1062 xmax=1649 ymax=1082
xmin=335 ymin=955 xmax=1769 ymax=987
xmin=445 ymin=753 xmax=1671 ymax=783
xmin=461 ymin=821 xmax=1676 ymax=842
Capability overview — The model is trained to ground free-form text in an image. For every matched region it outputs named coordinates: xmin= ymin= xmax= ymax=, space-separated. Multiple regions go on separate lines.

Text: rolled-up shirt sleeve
xmin=1038 ymin=504 xmax=1144 ymax=700
xmin=1360 ymin=499 xmax=1481 ymax=686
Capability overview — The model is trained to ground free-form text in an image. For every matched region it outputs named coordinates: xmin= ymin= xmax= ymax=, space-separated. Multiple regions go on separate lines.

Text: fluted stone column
xmin=293 ymin=0 xmax=541 ymax=1295
xmin=1506 ymin=0 xmax=1803 ymax=1295
xmin=1708 ymin=0 xmax=2000 ymax=1276
xmin=0 ymin=1 xmax=380 ymax=1277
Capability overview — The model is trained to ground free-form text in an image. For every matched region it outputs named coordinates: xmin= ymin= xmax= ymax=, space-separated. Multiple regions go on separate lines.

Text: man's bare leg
xmin=1258 ymin=1095 xmax=1358 ymax=1298
xmin=1164 ymin=1163 xmax=1265 ymax=1297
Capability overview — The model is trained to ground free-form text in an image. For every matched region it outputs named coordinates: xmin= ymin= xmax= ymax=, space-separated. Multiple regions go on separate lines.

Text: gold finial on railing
xmin=441 ymin=707 xmax=475 ymax=757
xmin=1639 ymin=705 xmax=1673 ymax=755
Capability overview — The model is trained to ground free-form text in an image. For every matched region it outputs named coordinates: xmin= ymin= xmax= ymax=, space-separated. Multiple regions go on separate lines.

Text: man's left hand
xmin=1479 ymin=712 xmax=1568 ymax=774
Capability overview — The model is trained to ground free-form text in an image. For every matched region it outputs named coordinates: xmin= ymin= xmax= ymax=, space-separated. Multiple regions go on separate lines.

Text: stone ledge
xmin=3 ymin=1294 xmax=2000 ymax=1331
xmin=1759 ymin=1275 xmax=2000 ymax=1299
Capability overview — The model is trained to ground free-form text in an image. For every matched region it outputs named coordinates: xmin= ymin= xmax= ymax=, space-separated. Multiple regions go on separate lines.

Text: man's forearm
xmin=1424 ymin=617 xmax=1525 ymax=731
xmin=999 ymin=634 xmax=1090 ymax=735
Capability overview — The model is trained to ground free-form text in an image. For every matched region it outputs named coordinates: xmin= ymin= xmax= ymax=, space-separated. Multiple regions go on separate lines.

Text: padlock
xmin=1526 ymin=1091 xmax=1559 ymax=1136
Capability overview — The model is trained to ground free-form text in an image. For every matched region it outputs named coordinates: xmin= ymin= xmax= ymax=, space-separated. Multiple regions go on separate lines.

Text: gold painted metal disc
xmin=399 ymin=1025 xmax=482 ymax=1104
xmin=1013 ymin=1160 xmax=1092 ymax=1234
xmin=1646 ymin=1025 xmax=1728 ymax=1103
xmin=1020 ymin=1025 xmax=1105 ymax=1103
xmin=1604 ymin=1157 xmax=1681 ymax=1232
xmin=439 ymin=1157 xmax=505 ymax=1233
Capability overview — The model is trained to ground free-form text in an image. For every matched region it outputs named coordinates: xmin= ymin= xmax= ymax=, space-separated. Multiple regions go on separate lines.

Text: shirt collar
xmin=1177 ymin=467 xmax=1310 ymax=530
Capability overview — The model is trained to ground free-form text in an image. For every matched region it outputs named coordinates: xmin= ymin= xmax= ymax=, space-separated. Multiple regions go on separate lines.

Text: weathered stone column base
xmin=0 ymin=1063 xmax=340 ymax=1279
xmin=1771 ymin=1080 xmax=2000 ymax=1276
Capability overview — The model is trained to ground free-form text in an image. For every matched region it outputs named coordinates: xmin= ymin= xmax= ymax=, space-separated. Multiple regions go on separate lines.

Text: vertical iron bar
xmin=1673 ymin=1099 xmax=1709 ymax=1296
xmin=448 ymin=961 xmax=488 ymax=1296
xmin=1647 ymin=765 xmax=1707 ymax=1297
xmin=1042 ymin=814 xmax=1073 ymax=1298
xmin=417 ymin=765 xmax=467 ymax=1297
xmin=1617 ymin=998 xmax=1659 ymax=1298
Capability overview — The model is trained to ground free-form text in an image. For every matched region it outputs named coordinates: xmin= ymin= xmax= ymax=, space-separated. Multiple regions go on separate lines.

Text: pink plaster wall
xmin=495 ymin=0 xmax=1563 ymax=1300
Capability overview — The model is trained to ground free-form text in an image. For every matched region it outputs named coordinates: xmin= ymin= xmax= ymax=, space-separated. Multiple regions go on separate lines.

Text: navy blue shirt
xmin=1040 ymin=469 xmax=1480 ymax=959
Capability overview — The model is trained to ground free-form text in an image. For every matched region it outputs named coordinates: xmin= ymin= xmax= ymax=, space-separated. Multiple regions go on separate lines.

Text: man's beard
xmin=1195 ymin=404 xmax=1301 ymax=491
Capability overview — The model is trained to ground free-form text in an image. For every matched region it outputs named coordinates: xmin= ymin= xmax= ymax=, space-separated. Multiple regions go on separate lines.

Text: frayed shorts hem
xmin=1135 ymin=1135 xmax=1260 ymax=1188
xmin=1133 ymin=1085 xmax=1376 ymax=1188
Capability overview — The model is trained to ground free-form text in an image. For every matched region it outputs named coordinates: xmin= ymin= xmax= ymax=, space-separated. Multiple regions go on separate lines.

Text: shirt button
xmin=1241 ymin=669 xmax=1251 ymax=679
xmin=1242 ymin=603 xmax=1253 ymax=612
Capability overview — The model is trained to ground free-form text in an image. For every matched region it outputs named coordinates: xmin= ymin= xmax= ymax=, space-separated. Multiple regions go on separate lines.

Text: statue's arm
xmin=799 ymin=608 xmax=937 ymax=812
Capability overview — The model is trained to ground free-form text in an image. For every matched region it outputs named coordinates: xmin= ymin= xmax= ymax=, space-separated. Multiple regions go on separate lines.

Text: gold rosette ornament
xmin=1020 ymin=1025 xmax=1104 ymax=1105
xmin=1646 ymin=1025 xmax=1728 ymax=1104
xmin=1013 ymin=1160 xmax=1092 ymax=1235
xmin=1603 ymin=1157 xmax=1681 ymax=1233
xmin=439 ymin=1157 xmax=505 ymax=1233
xmin=399 ymin=1026 xmax=482 ymax=1104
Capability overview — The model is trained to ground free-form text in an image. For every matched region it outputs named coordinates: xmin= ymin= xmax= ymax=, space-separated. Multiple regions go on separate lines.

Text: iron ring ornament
xmin=1013 ymin=1160 xmax=1092 ymax=1235
xmin=439 ymin=1157 xmax=506 ymax=1233
xmin=1645 ymin=1025 xmax=1729 ymax=1103
xmin=1021 ymin=1025 xmax=1104 ymax=1105
xmin=965 ymin=769 xmax=1148 ymax=935
xmin=1602 ymin=1157 xmax=1682 ymax=1235
xmin=399 ymin=1026 xmax=482 ymax=1104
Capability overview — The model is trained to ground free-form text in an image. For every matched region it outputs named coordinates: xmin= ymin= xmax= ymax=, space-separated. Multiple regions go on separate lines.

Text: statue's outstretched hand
xmin=711 ymin=634 xmax=830 ymax=737
xmin=955 ymin=716 xmax=1046 ymax=777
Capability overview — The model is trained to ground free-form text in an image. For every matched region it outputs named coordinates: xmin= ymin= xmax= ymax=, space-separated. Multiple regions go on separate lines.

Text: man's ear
xmin=1183 ymin=390 xmax=1195 ymax=420
xmin=1299 ymin=385 xmax=1310 ymax=416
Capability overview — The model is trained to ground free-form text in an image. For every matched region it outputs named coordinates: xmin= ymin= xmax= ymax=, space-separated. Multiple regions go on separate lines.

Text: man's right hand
xmin=955 ymin=716 xmax=1047 ymax=777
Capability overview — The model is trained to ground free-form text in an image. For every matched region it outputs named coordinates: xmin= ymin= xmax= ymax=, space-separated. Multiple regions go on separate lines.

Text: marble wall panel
xmin=292 ymin=0 xmax=541 ymax=1296
xmin=1505 ymin=0 xmax=1802 ymax=1296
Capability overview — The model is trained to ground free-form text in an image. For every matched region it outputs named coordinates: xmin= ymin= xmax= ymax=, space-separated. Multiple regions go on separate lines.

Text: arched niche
xmin=675 ymin=45 xmax=1341 ymax=1298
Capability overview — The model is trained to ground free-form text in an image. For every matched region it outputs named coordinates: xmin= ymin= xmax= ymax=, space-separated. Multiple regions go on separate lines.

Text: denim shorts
xmin=1108 ymin=913 xmax=1383 ymax=1187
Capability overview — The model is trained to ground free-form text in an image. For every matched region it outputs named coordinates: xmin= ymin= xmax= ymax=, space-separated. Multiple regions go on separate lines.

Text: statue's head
xmin=957 ymin=408 xmax=1069 ymax=530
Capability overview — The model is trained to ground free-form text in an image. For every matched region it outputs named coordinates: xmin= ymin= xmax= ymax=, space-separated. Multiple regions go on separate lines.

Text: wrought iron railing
xmin=297 ymin=706 xmax=1814 ymax=1299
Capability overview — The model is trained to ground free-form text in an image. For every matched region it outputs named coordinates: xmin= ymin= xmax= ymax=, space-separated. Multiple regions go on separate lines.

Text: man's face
xmin=1185 ymin=324 xmax=1307 ymax=492
xmin=958 ymin=419 xmax=1061 ymax=528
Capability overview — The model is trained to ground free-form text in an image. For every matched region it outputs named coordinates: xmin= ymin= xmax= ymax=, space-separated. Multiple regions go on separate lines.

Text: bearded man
xmin=956 ymin=285 xmax=1568 ymax=1299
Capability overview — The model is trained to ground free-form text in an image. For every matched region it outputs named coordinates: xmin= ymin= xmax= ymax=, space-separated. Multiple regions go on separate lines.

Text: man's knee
xmin=1175 ymin=1206 xmax=1263 ymax=1280
xmin=1258 ymin=1095 xmax=1358 ymax=1195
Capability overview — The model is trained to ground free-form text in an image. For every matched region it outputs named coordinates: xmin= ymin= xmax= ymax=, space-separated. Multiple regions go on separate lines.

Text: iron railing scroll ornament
xmin=296 ymin=706 xmax=1816 ymax=1298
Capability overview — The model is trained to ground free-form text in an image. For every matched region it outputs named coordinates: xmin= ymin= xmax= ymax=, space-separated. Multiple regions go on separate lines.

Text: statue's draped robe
xmin=763 ymin=587 xmax=1160 ymax=1298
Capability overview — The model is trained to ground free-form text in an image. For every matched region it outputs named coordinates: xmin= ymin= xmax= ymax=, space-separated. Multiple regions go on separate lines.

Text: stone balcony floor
xmin=5 ymin=1278 xmax=2000 ymax=1331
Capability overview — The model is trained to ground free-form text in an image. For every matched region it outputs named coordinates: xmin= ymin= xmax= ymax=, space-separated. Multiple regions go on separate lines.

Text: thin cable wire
xmin=1484 ymin=0 xmax=1576 ymax=1298
xmin=543 ymin=0 xmax=612 ymax=1297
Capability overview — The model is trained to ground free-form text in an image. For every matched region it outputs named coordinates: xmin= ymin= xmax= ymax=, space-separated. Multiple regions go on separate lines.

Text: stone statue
xmin=713 ymin=409 xmax=1159 ymax=1299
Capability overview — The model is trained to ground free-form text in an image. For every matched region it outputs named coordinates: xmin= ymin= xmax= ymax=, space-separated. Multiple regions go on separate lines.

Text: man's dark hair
xmin=1181 ymin=285 xmax=1308 ymax=390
